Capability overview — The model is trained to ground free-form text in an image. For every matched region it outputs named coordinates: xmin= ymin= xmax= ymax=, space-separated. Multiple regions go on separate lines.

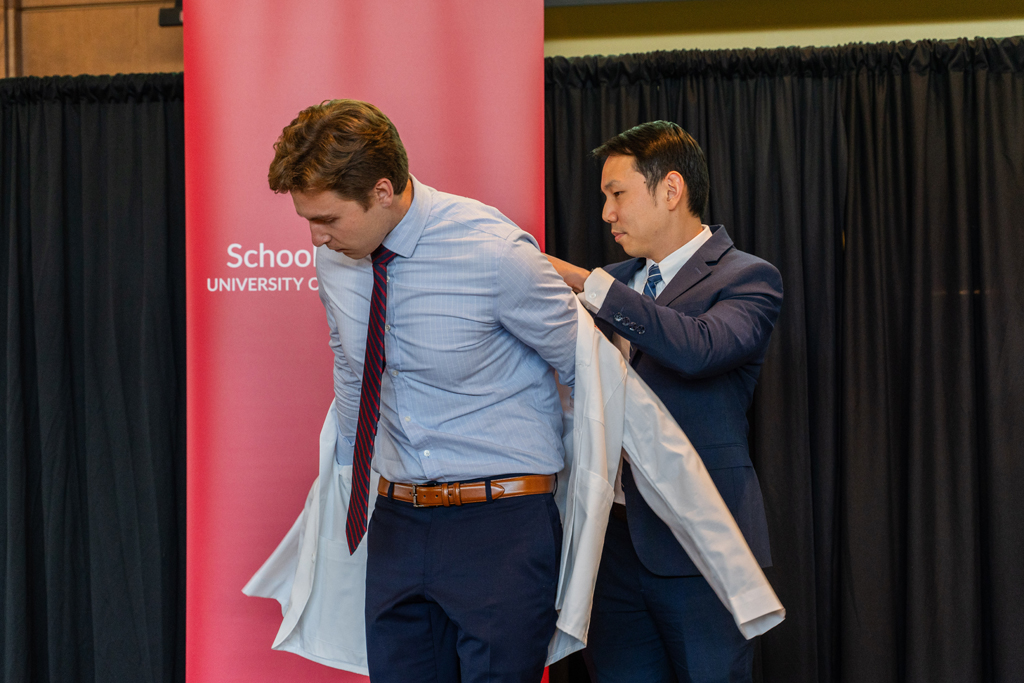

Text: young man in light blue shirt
xmin=269 ymin=99 xmax=577 ymax=683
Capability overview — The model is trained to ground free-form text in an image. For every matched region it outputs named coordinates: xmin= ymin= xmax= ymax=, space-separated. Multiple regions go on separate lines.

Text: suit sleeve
xmin=596 ymin=259 xmax=783 ymax=379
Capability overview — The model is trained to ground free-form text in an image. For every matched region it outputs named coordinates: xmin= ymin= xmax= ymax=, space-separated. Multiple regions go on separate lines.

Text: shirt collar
xmin=646 ymin=224 xmax=712 ymax=286
xmin=380 ymin=175 xmax=431 ymax=259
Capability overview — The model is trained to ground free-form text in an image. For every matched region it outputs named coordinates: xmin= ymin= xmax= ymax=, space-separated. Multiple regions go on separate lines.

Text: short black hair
xmin=592 ymin=121 xmax=709 ymax=218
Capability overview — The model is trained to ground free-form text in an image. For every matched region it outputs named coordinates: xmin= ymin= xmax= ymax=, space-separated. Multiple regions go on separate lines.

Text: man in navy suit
xmin=548 ymin=121 xmax=782 ymax=683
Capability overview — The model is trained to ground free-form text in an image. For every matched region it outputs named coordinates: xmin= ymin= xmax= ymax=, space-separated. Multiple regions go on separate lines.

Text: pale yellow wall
xmin=546 ymin=18 xmax=1024 ymax=57
xmin=4 ymin=0 xmax=183 ymax=78
xmin=544 ymin=0 xmax=1024 ymax=57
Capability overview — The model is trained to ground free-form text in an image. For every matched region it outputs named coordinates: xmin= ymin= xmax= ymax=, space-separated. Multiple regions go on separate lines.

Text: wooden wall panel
xmin=3 ymin=1 xmax=22 ymax=78
xmin=21 ymin=0 xmax=154 ymax=7
xmin=17 ymin=1 xmax=182 ymax=77
xmin=2 ymin=5 xmax=7 ymax=78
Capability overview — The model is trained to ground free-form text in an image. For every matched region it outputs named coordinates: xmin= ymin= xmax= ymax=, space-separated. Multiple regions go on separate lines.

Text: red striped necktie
xmin=345 ymin=245 xmax=397 ymax=554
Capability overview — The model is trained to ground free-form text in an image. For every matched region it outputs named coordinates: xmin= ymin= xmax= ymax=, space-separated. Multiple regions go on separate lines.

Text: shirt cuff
xmin=578 ymin=267 xmax=616 ymax=313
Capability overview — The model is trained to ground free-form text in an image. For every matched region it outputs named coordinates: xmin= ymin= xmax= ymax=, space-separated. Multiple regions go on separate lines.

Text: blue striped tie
xmin=643 ymin=262 xmax=662 ymax=299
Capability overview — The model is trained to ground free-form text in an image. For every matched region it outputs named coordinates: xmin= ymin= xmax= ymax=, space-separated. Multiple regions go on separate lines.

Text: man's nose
xmin=602 ymin=201 xmax=616 ymax=224
xmin=309 ymin=224 xmax=331 ymax=247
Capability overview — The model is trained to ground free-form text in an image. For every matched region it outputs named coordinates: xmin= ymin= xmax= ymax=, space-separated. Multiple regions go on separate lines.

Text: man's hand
xmin=546 ymin=254 xmax=591 ymax=294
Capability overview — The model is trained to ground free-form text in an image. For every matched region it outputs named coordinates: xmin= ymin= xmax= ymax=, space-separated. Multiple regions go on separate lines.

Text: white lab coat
xmin=243 ymin=300 xmax=784 ymax=675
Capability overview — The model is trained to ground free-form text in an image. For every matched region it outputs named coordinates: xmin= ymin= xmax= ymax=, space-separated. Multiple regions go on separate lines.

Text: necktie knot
xmin=372 ymin=245 xmax=395 ymax=265
xmin=644 ymin=262 xmax=662 ymax=299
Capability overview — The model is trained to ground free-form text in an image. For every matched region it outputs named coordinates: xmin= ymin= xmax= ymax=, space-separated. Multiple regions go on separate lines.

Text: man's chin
xmin=619 ymin=241 xmax=640 ymax=258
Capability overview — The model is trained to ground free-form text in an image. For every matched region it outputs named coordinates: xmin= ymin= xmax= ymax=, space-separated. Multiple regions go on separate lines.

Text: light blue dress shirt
xmin=315 ymin=177 xmax=578 ymax=484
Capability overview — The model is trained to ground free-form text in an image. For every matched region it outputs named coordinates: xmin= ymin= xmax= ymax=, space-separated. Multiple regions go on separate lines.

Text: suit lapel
xmin=656 ymin=225 xmax=734 ymax=307
xmin=602 ymin=228 xmax=734 ymax=367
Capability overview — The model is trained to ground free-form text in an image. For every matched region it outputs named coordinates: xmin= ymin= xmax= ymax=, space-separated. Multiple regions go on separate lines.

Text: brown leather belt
xmin=378 ymin=474 xmax=556 ymax=508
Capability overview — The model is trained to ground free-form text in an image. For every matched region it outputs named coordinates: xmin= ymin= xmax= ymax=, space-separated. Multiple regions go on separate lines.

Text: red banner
xmin=184 ymin=2 xmax=544 ymax=680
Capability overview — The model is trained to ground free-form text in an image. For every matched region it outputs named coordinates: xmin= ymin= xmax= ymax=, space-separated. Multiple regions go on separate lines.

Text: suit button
xmin=613 ymin=313 xmax=624 ymax=322
xmin=636 ymin=325 xmax=645 ymax=334
xmin=627 ymin=322 xmax=637 ymax=331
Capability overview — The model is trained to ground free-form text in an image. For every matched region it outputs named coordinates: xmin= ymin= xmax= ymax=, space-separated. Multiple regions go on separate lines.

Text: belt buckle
xmin=411 ymin=484 xmax=422 ymax=508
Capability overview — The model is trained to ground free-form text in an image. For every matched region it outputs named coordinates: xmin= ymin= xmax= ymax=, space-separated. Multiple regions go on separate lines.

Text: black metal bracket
xmin=159 ymin=0 xmax=182 ymax=27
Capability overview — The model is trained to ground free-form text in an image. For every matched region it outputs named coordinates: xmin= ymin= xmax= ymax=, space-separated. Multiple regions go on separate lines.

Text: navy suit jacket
xmin=595 ymin=225 xmax=782 ymax=576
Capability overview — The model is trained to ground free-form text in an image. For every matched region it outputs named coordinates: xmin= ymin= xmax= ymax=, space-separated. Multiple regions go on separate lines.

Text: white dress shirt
xmin=580 ymin=225 xmax=712 ymax=313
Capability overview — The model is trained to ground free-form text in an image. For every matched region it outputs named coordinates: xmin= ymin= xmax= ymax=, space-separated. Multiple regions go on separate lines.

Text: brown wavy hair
xmin=268 ymin=99 xmax=409 ymax=208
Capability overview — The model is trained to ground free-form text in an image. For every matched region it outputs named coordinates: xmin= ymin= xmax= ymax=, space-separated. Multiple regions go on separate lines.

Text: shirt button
xmin=587 ymin=292 xmax=597 ymax=300
xmin=423 ymin=450 xmax=431 ymax=457
xmin=391 ymin=369 xmax=399 ymax=377
xmin=384 ymin=324 xmax=391 ymax=331
xmin=387 ymin=275 xmax=392 ymax=282
xmin=404 ymin=416 xmax=411 ymax=422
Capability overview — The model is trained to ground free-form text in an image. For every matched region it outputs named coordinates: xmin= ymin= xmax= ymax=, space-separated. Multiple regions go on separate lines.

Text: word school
xmin=227 ymin=243 xmax=316 ymax=269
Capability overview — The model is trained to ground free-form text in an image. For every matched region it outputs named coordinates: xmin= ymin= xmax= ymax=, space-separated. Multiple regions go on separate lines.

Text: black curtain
xmin=546 ymin=37 xmax=1024 ymax=683
xmin=1 ymin=74 xmax=186 ymax=683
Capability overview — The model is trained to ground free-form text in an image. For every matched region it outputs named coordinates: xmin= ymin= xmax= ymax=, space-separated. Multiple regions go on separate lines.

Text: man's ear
xmin=373 ymin=178 xmax=396 ymax=208
xmin=663 ymin=171 xmax=688 ymax=211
